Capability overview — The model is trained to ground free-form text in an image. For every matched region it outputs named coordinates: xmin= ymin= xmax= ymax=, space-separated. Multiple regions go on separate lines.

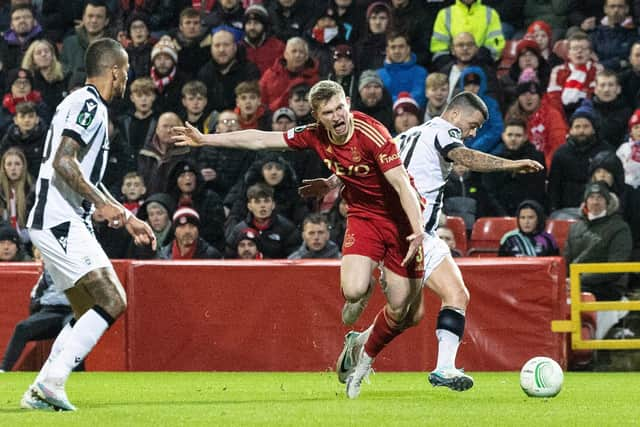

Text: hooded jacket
xmin=377 ymin=52 xmax=427 ymax=108
xmin=226 ymin=212 xmax=301 ymax=259
xmin=564 ymin=192 xmax=632 ymax=301
xmin=498 ymin=200 xmax=559 ymax=256
xmin=259 ymin=56 xmax=320 ymax=112
xmin=458 ymin=66 xmax=504 ymax=155
xmin=0 ymin=120 xmax=47 ymax=179
xmin=166 ymin=160 xmax=226 ymax=251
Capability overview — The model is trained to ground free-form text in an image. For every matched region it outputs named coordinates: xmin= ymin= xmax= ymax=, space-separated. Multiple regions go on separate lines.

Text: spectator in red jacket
xmin=259 ymin=37 xmax=319 ymax=112
xmin=241 ymin=4 xmax=284 ymax=75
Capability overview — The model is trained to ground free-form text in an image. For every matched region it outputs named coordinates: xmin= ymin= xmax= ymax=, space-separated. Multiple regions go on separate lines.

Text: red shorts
xmin=342 ymin=215 xmax=424 ymax=279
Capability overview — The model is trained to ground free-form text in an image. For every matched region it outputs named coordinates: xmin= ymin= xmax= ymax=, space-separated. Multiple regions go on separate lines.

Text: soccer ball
xmin=520 ymin=356 xmax=564 ymax=398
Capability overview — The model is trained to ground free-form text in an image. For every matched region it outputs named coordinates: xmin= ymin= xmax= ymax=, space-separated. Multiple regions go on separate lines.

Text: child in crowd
xmin=181 ymin=80 xmax=209 ymax=131
xmin=120 ymin=172 xmax=147 ymax=215
xmin=119 ymin=77 xmax=158 ymax=157
xmin=0 ymin=68 xmax=49 ymax=134
xmin=234 ymin=81 xmax=271 ymax=130
xmin=288 ymin=84 xmax=313 ymax=125
xmin=0 ymin=101 xmax=47 ymax=179
xmin=424 ymin=72 xmax=449 ymax=122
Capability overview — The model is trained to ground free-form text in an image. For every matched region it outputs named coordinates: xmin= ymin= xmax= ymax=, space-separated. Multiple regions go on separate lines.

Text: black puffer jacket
xmin=226 ymin=212 xmax=301 ymax=259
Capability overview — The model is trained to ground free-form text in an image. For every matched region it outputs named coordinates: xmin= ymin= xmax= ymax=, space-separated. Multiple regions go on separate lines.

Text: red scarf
xmin=120 ymin=0 xmax=146 ymax=10
xmin=2 ymin=91 xmax=42 ymax=114
xmin=123 ymin=200 xmax=142 ymax=215
xmin=171 ymin=240 xmax=197 ymax=259
xmin=150 ymin=66 xmax=176 ymax=93
xmin=192 ymin=0 xmax=216 ymax=12
xmin=234 ymin=104 xmax=266 ymax=130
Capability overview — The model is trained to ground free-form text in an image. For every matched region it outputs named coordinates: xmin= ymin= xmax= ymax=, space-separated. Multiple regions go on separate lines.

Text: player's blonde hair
xmin=308 ymin=80 xmax=345 ymax=112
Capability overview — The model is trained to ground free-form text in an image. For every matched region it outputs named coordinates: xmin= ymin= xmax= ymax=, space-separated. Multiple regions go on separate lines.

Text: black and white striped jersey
xmin=396 ymin=117 xmax=464 ymax=232
xmin=27 ymin=85 xmax=109 ymax=230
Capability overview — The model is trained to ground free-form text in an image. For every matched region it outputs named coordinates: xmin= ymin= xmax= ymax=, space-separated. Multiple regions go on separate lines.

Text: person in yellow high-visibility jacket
xmin=430 ymin=0 xmax=505 ymax=63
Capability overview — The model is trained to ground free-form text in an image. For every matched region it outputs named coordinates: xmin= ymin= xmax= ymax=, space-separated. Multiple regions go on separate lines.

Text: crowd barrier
xmin=0 ymin=257 xmax=567 ymax=372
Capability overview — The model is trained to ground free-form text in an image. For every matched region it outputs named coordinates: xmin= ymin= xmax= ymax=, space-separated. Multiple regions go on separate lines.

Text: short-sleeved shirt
xmin=284 ymin=111 xmax=410 ymax=221
xmin=397 ymin=116 xmax=464 ymax=232
xmin=28 ymin=85 xmax=110 ymax=230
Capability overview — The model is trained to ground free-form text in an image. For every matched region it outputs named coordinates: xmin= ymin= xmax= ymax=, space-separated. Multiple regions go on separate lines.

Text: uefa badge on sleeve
xmin=77 ymin=99 xmax=98 ymax=128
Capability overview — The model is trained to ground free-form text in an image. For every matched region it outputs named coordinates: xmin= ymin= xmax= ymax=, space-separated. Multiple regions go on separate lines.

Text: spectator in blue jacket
xmin=377 ymin=29 xmax=427 ymax=109
xmin=458 ymin=66 xmax=504 ymax=155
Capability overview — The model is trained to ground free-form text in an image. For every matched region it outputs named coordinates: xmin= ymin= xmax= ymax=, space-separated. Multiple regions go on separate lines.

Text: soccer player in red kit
xmin=173 ymin=80 xmax=426 ymax=399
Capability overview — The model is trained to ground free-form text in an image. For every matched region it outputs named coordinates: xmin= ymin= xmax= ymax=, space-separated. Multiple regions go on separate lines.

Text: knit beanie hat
xmin=516 ymin=38 xmax=542 ymax=58
xmin=0 ymin=225 xmax=19 ymax=245
xmin=516 ymin=67 xmax=542 ymax=96
xmin=527 ymin=20 xmax=553 ymax=48
xmin=151 ymin=36 xmax=178 ymax=63
xmin=629 ymin=108 xmax=640 ymax=132
xmin=570 ymin=99 xmax=598 ymax=129
xmin=173 ymin=207 xmax=200 ymax=227
xmin=244 ymin=4 xmax=269 ymax=26
xmin=358 ymin=69 xmax=383 ymax=91
xmin=366 ymin=1 xmax=392 ymax=19
xmin=393 ymin=92 xmax=419 ymax=117
xmin=583 ymin=181 xmax=611 ymax=204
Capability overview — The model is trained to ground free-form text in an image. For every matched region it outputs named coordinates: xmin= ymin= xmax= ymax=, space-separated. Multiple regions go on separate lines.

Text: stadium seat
xmin=467 ymin=217 xmax=517 ymax=256
xmin=445 ymin=216 xmax=467 ymax=254
xmin=545 ymin=219 xmax=577 ymax=253
xmin=497 ymin=39 xmax=518 ymax=78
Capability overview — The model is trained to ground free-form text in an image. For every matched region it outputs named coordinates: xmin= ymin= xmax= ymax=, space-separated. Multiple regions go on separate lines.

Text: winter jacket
xmin=590 ymin=24 xmax=639 ymax=71
xmin=157 ymin=237 xmax=223 ymax=260
xmin=505 ymin=97 xmax=568 ymax=169
xmin=169 ymin=29 xmax=211 ymax=79
xmin=268 ymin=0 xmax=318 ymax=42
xmin=126 ymin=41 xmax=153 ymax=80
xmin=431 ymin=0 xmax=505 ymax=61
xmin=197 ymin=146 xmax=256 ymax=199
xmin=352 ymin=88 xmax=394 ymax=131
xmin=137 ymin=136 xmax=194 ymax=195
xmin=116 ymin=113 xmax=158 ymax=168
xmin=226 ymin=213 xmax=301 ymax=259
xmin=60 ymin=26 xmax=92 ymax=75
xmin=165 ymin=160 xmax=226 ymax=251
xmin=202 ymin=2 xmax=245 ymax=34
xmin=304 ymin=24 xmax=348 ymax=78
xmin=564 ymin=195 xmax=632 ymax=301
xmin=31 ymin=71 xmax=68 ymax=114
xmin=548 ymin=136 xmax=614 ymax=211
xmin=617 ymin=139 xmax=640 ymax=189
xmin=499 ymin=200 xmax=559 ymax=256
xmin=395 ymin=0 xmax=448 ymax=65
xmin=618 ymin=67 xmax=640 ymax=109
xmin=354 ymin=33 xmax=387 ymax=73
xmin=0 ymin=24 xmax=44 ymax=71
xmin=377 ymin=53 xmax=427 ymax=108
xmin=224 ymin=153 xmax=308 ymax=230
xmin=259 ymin=56 xmax=320 ymax=112
xmin=242 ymin=34 xmax=285 ymax=75
xmin=547 ymin=61 xmax=603 ymax=116
xmin=0 ymin=120 xmax=47 ymax=179
xmin=443 ymin=171 xmax=493 ymax=231
xmin=197 ymin=53 xmax=261 ymax=113
xmin=592 ymin=96 xmax=632 ymax=148
xmin=523 ymin=0 xmax=570 ymax=30
xmin=153 ymin=68 xmax=190 ymax=115
xmin=483 ymin=141 xmax=547 ymax=216
xmin=287 ymin=239 xmax=342 ymax=259
xmin=458 ymin=66 xmax=503 ymax=154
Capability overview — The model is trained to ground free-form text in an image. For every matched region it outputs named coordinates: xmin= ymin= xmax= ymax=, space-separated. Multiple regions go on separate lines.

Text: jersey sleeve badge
xmin=76 ymin=99 xmax=98 ymax=128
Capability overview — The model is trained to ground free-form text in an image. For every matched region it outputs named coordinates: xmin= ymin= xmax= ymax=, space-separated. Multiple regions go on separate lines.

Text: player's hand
xmin=172 ymin=122 xmax=205 ymax=147
xmin=125 ymin=216 xmax=157 ymax=250
xmin=401 ymin=231 xmax=426 ymax=267
xmin=298 ymin=178 xmax=332 ymax=198
xmin=96 ymin=202 xmax=126 ymax=228
xmin=510 ymin=159 xmax=544 ymax=174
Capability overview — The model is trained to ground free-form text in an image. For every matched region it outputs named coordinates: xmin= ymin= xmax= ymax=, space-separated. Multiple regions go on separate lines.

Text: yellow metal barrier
xmin=551 ymin=262 xmax=640 ymax=350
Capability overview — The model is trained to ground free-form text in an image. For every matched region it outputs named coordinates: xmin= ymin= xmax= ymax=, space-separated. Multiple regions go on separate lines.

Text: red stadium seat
xmin=497 ymin=39 xmax=518 ymax=78
xmin=545 ymin=219 xmax=577 ymax=253
xmin=444 ymin=216 xmax=467 ymax=254
xmin=467 ymin=217 xmax=517 ymax=256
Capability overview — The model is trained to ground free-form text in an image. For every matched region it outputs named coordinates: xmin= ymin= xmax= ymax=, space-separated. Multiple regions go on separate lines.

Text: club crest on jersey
xmin=76 ymin=99 xmax=98 ymax=128
xmin=350 ymin=147 xmax=362 ymax=162
xmin=343 ymin=232 xmax=355 ymax=248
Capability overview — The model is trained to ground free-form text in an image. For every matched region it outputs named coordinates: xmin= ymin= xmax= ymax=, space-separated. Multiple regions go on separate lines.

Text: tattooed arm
xmin=447 ymin=146 xmax=544 ymax=173
xmin=53 ymin=136 xmax=124 ymax=226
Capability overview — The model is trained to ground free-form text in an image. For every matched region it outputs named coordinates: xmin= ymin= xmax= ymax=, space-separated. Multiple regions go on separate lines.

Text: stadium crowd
xmin=0 ymin=0 xmax=638 ymax=301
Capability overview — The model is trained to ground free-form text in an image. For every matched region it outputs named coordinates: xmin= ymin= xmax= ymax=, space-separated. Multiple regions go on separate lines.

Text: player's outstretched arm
xmin=53 ymin=136 xmax=125 ymax=227
xmin=383 ymin=166 xmax=426 ymax=266
xmin=172 ymin=122 xmax=290 ymax=150
xmin=448 ymin=146 xmax=544 ymax=173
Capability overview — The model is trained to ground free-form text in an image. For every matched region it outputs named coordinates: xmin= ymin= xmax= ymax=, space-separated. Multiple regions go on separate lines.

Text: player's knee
xmin=341 ymin=283 xmax=367 ymax=303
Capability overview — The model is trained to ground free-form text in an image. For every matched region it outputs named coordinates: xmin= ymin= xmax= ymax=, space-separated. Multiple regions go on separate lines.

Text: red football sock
xmin=364 ymin=307 xmax=402 ymax=358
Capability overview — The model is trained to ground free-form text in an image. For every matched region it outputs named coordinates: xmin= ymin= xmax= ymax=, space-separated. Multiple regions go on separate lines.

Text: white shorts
xmin=29 ymin=217 xmax=112 ymax=291
xmin=422 ymin=231 xmax=451 ymax=283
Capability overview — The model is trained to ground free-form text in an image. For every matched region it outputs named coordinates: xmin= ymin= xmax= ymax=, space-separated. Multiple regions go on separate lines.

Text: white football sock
xmin=44 ymin=309 xmax=109 ymax=382
xmin=34 ymin=322 xmax=74 ymax=385
xmin=435 ymin=329 xmax=460 ymax=370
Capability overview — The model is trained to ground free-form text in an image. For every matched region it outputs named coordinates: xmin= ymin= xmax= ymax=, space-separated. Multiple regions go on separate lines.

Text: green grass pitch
xmin=1 ymin=371 xmax=639 ymax=426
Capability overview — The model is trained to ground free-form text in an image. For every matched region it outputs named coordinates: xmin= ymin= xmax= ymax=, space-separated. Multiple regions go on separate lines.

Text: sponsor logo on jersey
xmin=378 ymin=153 xmax=400 ymax=164
xmin=323 ymin=159 xmax=370 ymax=176
xmin=76 ymin=99 xmax=98 ymax=128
